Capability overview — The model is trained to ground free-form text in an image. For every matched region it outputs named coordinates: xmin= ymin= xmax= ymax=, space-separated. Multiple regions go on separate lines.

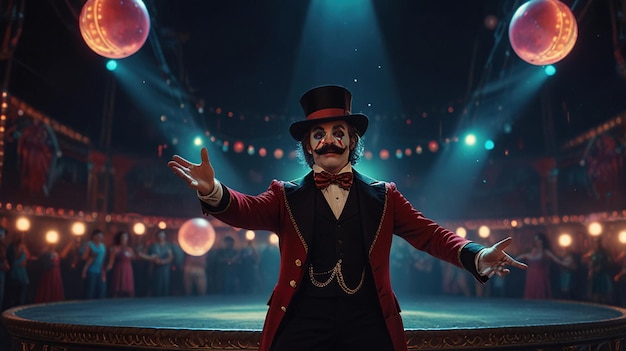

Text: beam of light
xmin=284 ymin=0 xmax=399 ymax=183
xmin=420 ymin=63 xmax=548 ymax=221
xmin=458 ymin=64 xmax=548 ymax=140
xmin=288 ymin=0 xmax=399 ymax=126
xmin=104 ymin=52 xmax=249 ymax=191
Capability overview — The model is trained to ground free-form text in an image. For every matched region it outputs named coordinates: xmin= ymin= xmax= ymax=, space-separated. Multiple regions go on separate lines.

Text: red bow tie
xmin=314 ymin=171 xmax=353 ymax=190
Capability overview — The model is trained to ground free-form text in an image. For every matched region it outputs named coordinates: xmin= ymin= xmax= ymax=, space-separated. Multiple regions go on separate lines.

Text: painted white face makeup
xmin=308 ymin=120 xmax=352 ymax=174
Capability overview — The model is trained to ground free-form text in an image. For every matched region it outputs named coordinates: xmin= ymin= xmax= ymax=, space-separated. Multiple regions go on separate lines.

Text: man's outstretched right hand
xmin=168 ymin=147 xmax=216 ymax=196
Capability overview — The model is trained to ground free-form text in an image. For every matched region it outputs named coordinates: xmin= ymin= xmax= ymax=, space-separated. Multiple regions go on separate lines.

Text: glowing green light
xmin=544 ymin=65 xmax=556 ymax=76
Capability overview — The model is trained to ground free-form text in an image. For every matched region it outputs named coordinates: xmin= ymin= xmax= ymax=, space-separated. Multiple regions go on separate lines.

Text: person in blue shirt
xmin=81 ymin=229 xmax=107 ymax=299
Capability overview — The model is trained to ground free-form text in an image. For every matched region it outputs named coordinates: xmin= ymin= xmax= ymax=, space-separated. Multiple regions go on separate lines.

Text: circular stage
xmin=2 ymin=295 xmax=626 ymax=350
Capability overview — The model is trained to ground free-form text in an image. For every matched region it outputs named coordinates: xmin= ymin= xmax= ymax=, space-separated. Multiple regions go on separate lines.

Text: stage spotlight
xmin=544 ymin=65 xmax=556 ymax=76
xmin=484 ymin=140 xmax=495 ymax=150
xmin=106 ymin=60 xmax=118 ymax=71
xmin=465 ymin=134 xmax=477 ymax=146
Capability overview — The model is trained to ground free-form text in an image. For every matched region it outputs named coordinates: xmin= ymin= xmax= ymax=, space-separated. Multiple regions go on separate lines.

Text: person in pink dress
xmin=34 ymin=243 xmax=64 ymax=303
xmin=517 ymin=232 xmax=565 ymax=299
xmin=106 ymin=230 xmax=135 ymax=297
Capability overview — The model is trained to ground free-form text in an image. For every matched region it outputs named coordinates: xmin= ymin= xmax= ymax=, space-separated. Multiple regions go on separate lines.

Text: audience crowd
xmin=0 ymin=224 xmax=625 ymax=313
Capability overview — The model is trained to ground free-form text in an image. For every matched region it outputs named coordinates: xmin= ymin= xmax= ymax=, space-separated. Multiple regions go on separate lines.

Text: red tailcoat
xmin=201 ymin=171 xmax=484 ymax=351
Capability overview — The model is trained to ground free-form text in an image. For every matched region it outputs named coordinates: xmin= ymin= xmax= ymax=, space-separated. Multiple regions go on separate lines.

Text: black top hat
xmin=289 ymin=85 xmax=369 ymax=141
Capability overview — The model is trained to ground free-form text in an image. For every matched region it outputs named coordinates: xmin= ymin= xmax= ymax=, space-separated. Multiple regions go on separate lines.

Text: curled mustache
xmin=314 ymin=144 xmax=347 ymax=155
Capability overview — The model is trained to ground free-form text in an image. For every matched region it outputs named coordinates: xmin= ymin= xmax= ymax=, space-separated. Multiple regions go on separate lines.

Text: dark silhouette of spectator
xmin=614 ymin=247 xmax=626 ymax=307
xmin=583 ymin=236 xmax=614 ymax=304
xmin=0 ymin=226 xmax=9 ymax=309
xmin=409 ymin=249 xmax=439 ymax=296
xmin=132 ymin=237 xmax=151 ymax=297
xmin=59 ymin=234 xmax=87 ymax=299
xmin=240 ymin=238 xmax=260 ymax=294
xmin=215 ymin=236 xmax=240 ymax=294
xmin=146 ymin=230 xmax=174 ymax=296
xmin=258 ymin=243 xmax=280 ymax=295
xmin=5 ymin=231 xmax=31 ymax=308
xmin=556 ymin=245 xmax=579 ymax=300
xmin=169 ymin=241 xmax=186 ymax=296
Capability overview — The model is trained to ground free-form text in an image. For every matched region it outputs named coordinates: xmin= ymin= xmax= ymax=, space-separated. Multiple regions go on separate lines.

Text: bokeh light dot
xmin=46 ymin=230 xmax=59 ymax=244
xmin=233 ymin=141 xmax=245 ymax=153
xmin=274 ymin=148 xmax=284 ymax=159
xmin=133 ymin=222 xmax=146 ymax=235
xmin=558 ymin=233 xmax=572 ymax=247
xmin=380 ymin=149 xmax=389 ymax=160
xmin=71 ymin=222 xmax=86 ymax=236
xmin=428 ymin=141 xmax=439 ymax=153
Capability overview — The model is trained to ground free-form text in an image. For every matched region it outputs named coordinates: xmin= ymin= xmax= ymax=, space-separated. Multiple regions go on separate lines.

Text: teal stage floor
xmin=3 ymin=296 xmax=626 ymax=350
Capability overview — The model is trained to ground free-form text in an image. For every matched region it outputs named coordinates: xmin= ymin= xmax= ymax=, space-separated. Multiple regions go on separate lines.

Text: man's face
xmin=307 ymin=120 xmax=353 ymax=174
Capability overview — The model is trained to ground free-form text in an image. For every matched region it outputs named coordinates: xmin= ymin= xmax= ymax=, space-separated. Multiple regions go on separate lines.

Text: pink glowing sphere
xmin=508 ymin=0 xmax=578 ymax=65
xmin=177 ymin=218 xmax=216 ymax=256
xmin=79 ymin=0 xmax=151 ymax=59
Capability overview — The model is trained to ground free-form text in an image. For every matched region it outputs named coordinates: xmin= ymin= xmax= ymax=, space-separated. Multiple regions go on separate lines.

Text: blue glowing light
xmin=106 ymin=60 xmax=118 ymax=71
xmin=484 ymin=140 xmax=495 ymax=150
xmin=544 ymin=65 xmax=556 ymax=76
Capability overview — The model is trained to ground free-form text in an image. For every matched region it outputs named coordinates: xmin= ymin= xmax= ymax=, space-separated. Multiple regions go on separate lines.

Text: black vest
xmin=301 ymin=187 xmax=375 ymax=299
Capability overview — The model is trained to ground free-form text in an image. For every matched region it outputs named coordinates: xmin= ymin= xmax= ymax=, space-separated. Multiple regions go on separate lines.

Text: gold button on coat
xmin=295 ymin=259 xmax=302 ymax=267
xmin=289 ymin=280 xmax=297 ymax=288
xmin=281 ymin=306 xmax=287 ymax=312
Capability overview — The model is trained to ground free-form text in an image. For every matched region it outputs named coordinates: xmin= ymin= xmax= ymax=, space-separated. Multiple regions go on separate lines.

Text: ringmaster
xmin=168 ymin=85 xmax=527 ymax=351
